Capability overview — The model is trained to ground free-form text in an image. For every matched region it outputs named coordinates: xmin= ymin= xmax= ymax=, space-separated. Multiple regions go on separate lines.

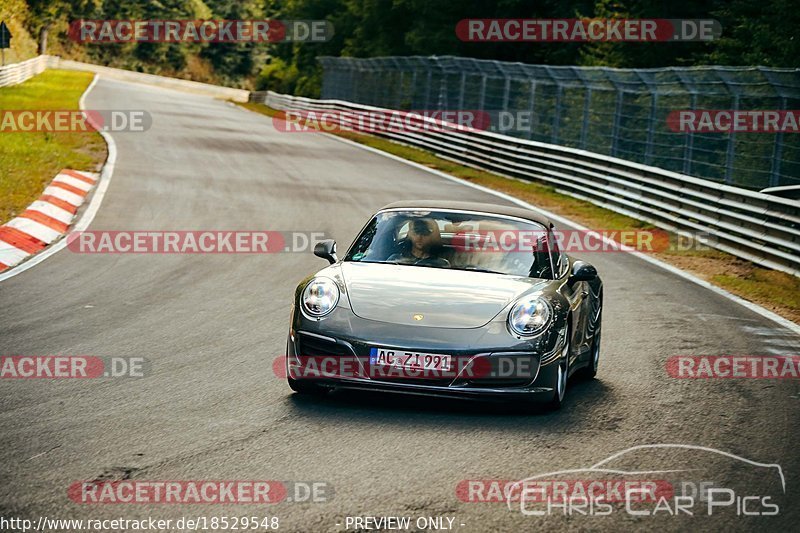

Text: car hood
xmin=340 ymin=262 xmax=546 ymax=328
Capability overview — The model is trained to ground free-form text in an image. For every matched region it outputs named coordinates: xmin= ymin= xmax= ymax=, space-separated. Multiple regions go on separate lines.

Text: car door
xmin=549 ymin=226 xmax=589 ymax=366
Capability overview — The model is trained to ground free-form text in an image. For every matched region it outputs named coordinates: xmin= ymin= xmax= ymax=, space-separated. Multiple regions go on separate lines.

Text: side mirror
xmin=569 ymin=260 xmax=597 ymax=282
xmin=314 ymin=239 xmax=338 ymax=264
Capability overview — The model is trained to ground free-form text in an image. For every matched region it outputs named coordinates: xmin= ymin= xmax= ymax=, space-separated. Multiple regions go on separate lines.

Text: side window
xmin=548 ymin=227 xmax=568 ymax=278
xmin=348 ymin=218 xmax=378 ymax=259
xmin=530 ymin=231 xmax=553 ymax=279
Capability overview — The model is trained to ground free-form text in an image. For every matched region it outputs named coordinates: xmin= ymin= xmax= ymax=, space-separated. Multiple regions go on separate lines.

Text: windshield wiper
xmin=460 ymin=267 xmax=505 ymax=274
xmin=360 ymin=259 xmax=404 ymax=265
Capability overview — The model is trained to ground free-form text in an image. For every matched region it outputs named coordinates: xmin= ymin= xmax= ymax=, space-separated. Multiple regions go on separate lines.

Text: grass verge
xmin=239 ymin=102 xmax=800 ymax=325
xmin=0 ymin=69 xmax=107 ymax=223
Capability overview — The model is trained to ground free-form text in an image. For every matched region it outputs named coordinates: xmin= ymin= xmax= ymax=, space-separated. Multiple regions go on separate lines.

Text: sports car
xmin=286 ymin=200 xmax=603 ymax=410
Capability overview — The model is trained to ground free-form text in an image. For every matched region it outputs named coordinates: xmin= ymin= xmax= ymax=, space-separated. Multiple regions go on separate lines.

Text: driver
xmin=388 ymin=218 xmax=450 ymax=268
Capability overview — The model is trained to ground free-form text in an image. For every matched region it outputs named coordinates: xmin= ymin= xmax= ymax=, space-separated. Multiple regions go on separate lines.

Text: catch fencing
xmin=317 ymin=56 xmax=800 ymax=191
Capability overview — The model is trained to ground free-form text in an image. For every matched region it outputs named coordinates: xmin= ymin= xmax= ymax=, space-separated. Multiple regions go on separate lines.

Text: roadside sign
xmin=0 ymin=21 xmax=11 ymax=48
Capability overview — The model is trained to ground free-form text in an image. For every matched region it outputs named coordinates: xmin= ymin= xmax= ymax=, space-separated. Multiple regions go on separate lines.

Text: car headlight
xmin=302 ymin=277 xmax=340 ymax=318
xmin=508 ymin=296 xmax=552 ymax=336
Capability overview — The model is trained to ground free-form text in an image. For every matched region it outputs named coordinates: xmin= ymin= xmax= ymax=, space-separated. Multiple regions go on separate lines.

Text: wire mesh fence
xmin=318 ymin=56 xmax=800 ymax=190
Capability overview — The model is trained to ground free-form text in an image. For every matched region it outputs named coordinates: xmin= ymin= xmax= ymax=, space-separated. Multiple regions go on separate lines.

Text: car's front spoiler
xmin=304 ymin=373 xmax=558 ymax=403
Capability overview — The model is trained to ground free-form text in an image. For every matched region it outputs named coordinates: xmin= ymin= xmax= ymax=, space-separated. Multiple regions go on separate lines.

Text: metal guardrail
xmin=0 ymin=56 xmax=249 ymax=101
xmin=254 ymin=90 xmax=800 ymax=277
xmin=56 ymin=59 xmax=250 ymax=102
xmin=0 ymin=55 xmax=56 ymax=87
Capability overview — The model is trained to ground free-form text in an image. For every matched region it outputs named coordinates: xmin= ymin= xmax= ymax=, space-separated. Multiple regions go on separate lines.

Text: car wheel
xmin=578 ymin=302 xmax=602 ymax=380
xmin=287 ymin=376 xmax=328 ymax=396
xmin=545 ymin=337 xmax=570 ymax=411
xmin=583 ymin=328 xmax=601 ymax=379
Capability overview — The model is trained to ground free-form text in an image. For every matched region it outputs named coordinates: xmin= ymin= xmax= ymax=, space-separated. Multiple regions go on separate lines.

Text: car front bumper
xmin=286 ymin=307 xmax=567 ymax=403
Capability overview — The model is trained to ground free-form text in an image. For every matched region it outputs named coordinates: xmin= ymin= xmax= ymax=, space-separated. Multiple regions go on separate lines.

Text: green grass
xmin=241 ymin=101 xmax=800 ymax=324
xmin=0 ymin=70 xmax=107 ymax=223
xmin=714 ymin=271 xmax=800 ymax=310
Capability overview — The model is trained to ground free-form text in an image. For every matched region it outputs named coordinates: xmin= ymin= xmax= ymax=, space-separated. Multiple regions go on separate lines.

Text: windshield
xmin=344 ymin=209 xmax=556 ymax=279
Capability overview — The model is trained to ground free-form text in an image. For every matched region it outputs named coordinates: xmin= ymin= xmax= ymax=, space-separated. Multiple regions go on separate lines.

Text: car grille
xmin=296 ymin=333 xmax=354 ymax=357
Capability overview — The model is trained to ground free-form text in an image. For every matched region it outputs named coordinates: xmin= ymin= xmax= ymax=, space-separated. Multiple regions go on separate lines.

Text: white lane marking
xmin=742 ymin=325 xmax=799 ymax=338
xmin=765 ymin=347 xmax=799 ymax=356
xmin=27 ymin=201 xmax=75 ymax=225
xmin=321 ymin=132 xmax=800 ymax=336
xmin=5 ymin=218 xmax=61 ymax=244
xmin=53 ymin=174 xmax=94 ymax=192
xmin=694 ymin=313 xmax=758 ymax=322
xmin=0 ymin=74 xmax=117 ymax=282
xmin=43 ymin=185 xmax=84 ymax=206
xmin=0 ymin=241 xmax=31 ymax=267
xmin=761 ymin=337 xmax=800 ymax=347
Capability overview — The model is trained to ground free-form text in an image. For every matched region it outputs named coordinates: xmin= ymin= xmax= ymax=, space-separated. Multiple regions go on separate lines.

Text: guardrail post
xmin=458 ymin=72 xmax=466 ymax=110
xmin=683 ymin=92 xmax=697 ymax=175
xmin=580 ymin=88 xmax=592 ymax=149
xmin=371 ymin=70 xmax=380 ymax=105
xmin=770 ymin=97 xmax=786 ymax=187
xmin=423 ymin=69 xmax=432 ymax=109
xmin=526 ymin=80 xmax=537 ymax=140
xmin=348 ymin=67 xmax=356 ymax=101
xmin=396 ymin=71 xmax=404 ymax=109
xmin=478 ymin=75 xmax=487 ymax=112
xmin=724 ymin=94 xmax=739 ymax=184
xmin=552 ymin=84 xmax=563 ymax=144
xmin=644 ymin=93 xmax=658 ymax=164
xmin=611 ymin=92 xmax=624 ymax=157
xmin=410 ymin=70 xmax=417 ymax=108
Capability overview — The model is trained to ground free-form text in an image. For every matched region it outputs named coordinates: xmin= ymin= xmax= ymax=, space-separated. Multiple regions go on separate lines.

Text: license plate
xmin=370 ymin=347 xmax=451 ymax=371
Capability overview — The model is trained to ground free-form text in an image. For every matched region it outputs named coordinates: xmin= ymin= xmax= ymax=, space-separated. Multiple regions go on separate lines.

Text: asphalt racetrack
xmin=1 ymin=78 xmax=798 ymax=532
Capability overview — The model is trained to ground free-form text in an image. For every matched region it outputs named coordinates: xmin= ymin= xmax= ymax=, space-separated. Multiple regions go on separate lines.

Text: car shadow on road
xmin=283 ymin=377 xmax=614 ymax=430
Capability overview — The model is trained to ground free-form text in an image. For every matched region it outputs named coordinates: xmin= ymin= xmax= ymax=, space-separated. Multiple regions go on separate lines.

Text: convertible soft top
xmin=379 ymin=200 xmax=553 ymax=228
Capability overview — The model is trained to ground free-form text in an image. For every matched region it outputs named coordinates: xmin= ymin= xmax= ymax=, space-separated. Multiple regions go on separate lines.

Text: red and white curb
xmin=0 ymin=169 xmax=99 ymax=272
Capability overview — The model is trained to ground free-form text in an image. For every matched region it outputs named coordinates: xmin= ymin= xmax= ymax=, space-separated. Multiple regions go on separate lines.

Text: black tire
xmin=581 ymin=328 xmax=601 ymax=380
xmin=545 ymin=337 xmax=570 ymax=411
xmin=287 ymin=376 xmax=328 ymax=396
xmin=578 ymin=299 xmax=602 ymax=380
